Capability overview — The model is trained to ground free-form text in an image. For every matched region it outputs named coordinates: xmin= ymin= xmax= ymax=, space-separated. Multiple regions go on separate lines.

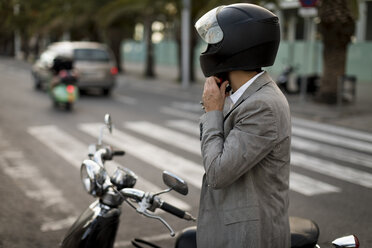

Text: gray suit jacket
xmin=197 ymin=72 xmax=291 ymax=248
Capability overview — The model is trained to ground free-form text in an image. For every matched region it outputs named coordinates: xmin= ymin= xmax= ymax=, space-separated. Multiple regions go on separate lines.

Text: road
xmin=0 ymin=57 xmax=371 ymax=247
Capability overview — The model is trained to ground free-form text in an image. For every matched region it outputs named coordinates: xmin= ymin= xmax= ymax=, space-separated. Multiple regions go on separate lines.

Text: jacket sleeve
xmin=200 ymin=101 xmax=278 ymax=189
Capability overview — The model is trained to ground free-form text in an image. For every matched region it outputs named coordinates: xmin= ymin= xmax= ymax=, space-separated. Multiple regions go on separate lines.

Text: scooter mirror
xmin=104 ymin=114 xmax=113 ymax=133
xmin=162 ymin=171 xmax=188 ymax=196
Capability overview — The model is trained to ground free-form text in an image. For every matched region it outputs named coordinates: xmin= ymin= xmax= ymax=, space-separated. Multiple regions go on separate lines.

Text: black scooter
xmin=60 ymin=114 xmax=359 ymax=248
xmin=60 ymin=114 xmax=196 ymax=248
xmin=276 ymin=66 xmax=320 ymax=95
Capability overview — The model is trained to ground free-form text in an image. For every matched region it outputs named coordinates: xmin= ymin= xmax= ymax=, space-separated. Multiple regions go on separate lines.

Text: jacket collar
xmin=223 ymin=71 xmax=272 ymax=120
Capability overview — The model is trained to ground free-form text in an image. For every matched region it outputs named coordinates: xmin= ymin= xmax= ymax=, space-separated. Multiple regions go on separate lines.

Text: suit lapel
xmin=223 ymin=72 xmax=272 ymax=121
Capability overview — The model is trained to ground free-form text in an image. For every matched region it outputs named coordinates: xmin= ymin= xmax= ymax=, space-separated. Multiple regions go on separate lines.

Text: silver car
xmin=32 ymin=41 xmax=117 ymax=95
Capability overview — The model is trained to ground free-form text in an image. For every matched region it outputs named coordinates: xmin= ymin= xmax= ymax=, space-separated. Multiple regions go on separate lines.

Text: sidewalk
xmin=122 ymin=62 xmax=372 ymax=133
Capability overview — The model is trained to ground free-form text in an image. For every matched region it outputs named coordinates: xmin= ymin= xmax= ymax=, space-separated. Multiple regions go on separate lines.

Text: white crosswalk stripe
xmin=291 ymin=152 xmax=372 ymax=188
xmin=289 ymin=173 xmax=341 ymax=196
xmin=292 ymin=117 xmax=372 ymax=143
xmin=125 ymin=121 xmax=201 ymax=156
xmin=292 ymin=125 xmax=372 ymax=153
xmin=28 ymin=125 xmax=191 ymax=211
xmin=0 ymin=150 xmax=77 ymax=232
xmin=292 ymin=136 xmax=372 ymax=169
xmin=160 ymin=107 xmax=200 ymax=120
xmin=166 ymin=120 xmax=199 ymax=136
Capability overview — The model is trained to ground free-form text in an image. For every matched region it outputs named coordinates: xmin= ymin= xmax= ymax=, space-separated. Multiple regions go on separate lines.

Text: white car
xmin=32 ymin=41 xmax=118 ymax=95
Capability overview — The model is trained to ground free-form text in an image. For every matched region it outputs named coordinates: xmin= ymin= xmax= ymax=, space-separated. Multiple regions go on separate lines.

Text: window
xmin=74 ymin=49 xmax=110 ymax=62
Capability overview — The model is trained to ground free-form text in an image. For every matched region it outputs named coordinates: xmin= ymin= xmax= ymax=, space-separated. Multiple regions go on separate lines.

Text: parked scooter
xmin=49 ymin=55 xmax=79 ymax=110
xmin=276 ymin=65 xmax=320 ymax=95
xmin=60 ymin=114 xmax=359 ymax=248
xmin=60 ymin=114 xmax=196 ymax=248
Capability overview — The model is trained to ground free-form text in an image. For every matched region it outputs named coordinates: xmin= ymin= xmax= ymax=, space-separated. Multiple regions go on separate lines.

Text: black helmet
xmin=195 ymin=3 xmax=280 ymax=77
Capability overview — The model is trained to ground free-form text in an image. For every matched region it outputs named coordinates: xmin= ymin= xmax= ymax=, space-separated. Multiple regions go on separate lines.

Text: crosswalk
xmin=28 ymin=125 xmax=191 ymax=211
xmin=1 ymin=101 xmax=372 ymax=238
xmin=2 ymin=103 xmax=372 ymax=234
xmin=25 ymin=108 xmax=372 ymax=199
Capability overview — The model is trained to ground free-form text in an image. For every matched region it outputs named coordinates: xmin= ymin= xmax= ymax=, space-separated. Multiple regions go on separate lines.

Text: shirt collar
xmin=229 ymin=71 xmax=265 ymax=104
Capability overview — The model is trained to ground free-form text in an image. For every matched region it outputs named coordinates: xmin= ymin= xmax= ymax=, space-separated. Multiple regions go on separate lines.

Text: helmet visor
xmin=195 ymin=6 xmax=224 ymax=44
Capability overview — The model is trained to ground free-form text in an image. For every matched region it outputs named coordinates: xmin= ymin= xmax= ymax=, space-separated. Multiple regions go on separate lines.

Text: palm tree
xmin=316 ymin=0 xmax=357 ymax=104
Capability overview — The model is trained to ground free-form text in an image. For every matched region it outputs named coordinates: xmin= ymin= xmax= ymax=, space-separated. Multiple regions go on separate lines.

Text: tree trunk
xmin=189 ymin=29 xmax=197 ymax=82
xmin=106 ymin=27 xmax=124 ymax=72
xmin=21 ymin=32 xmax=30 ymax=60
xmin=176 ymin=23 xmax=182 ymax=82
xmin=144 ymin=17 xmax=155 ymax=78
xmin=316 ymin=0 xmax=355 ymax=104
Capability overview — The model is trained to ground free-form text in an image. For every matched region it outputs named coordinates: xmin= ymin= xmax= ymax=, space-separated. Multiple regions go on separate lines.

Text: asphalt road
xmin=0 ymin=57 xmax=371 ymax=247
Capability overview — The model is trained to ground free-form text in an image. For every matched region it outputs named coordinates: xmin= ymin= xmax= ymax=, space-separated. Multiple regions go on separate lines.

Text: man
xmin=195 ymin=3 xmax=291 ymax=247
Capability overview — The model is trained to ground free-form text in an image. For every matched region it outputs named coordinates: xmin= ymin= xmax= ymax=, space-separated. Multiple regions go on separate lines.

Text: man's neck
xmin=229 ymin=70 xmax=258 ymax=92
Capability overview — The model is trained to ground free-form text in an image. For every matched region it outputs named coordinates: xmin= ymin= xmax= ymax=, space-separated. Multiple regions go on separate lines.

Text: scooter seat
xmin=290 ymin=216 xmax=319 ymax=248
xmin=175 ymin=226 xmax=197 ymax=248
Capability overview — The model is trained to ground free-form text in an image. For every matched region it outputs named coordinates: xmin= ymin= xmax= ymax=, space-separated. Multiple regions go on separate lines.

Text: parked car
xmin=32 ymin=41 xmax=118 ymax=95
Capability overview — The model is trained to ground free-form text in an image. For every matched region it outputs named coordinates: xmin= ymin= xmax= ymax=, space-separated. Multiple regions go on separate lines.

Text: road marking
xmin=166 ymin=120 xmax=199 ymax=136
xmin=290 ymin=172 xmax=340 ymax=196
xmin=125 ymin=121 xmax=339 ymax=196
xmin=292 ymin=117 xmax=372 ymax=143
xmin=28 ymin=125 xmax=86 ymax=168
xmin=28 ymin=125 xmax=190 ymax=210
xmin=171 ymin=101 xmax=203 ymax=112
xmin=292 ymin=126 xmax=372 ymax=154
xmin=160 ymin=107 xmax=200 ymax=121
xmin=79 ymin=123 xmax=204 ymax=190
xmin=0 ymin=151 xmax=75 ymax=211
xmin=292 ymin=136 xmax=372 ymax=169
xmin=125 ymin=121 xmax=201 ymax=156
xmin=0 ymin=150 xmax=77 ymax=232
xmin=41 ymin=216 xmax=77 ymax=232
xmin=291 ymin=152 xmax=372 ymax=188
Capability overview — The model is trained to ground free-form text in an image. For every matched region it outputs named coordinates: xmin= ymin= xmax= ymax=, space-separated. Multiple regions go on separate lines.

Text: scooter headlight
xmin=81 ymin=160 xmax=107 ymax=197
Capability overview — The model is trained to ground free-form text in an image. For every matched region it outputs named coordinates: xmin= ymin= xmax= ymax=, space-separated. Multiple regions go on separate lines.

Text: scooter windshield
xmin=195 ymin=6 xmax=224 ymax=44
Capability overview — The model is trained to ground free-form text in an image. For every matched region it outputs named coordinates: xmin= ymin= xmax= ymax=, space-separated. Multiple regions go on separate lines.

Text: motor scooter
xmin=276 ymin=65 xmax=320 ymax=95
xmin=49 ymin=56 xmax=79 ymax=110
xmin=49 ymin=69 xmax=79 ymax=110
xmin=60 ymin=114 xmax=359 ymax=248
xmin=60 ymin=114 xmax=196 ymax=248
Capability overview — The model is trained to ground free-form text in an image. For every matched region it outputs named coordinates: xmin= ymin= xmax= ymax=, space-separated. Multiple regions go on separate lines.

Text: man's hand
xmin=202 ymin=77 xmax=229 ymax=112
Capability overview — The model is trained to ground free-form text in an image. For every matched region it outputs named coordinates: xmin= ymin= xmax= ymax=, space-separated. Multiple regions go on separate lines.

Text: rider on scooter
xmin=50 ymin=53 xmax=76 ymax=89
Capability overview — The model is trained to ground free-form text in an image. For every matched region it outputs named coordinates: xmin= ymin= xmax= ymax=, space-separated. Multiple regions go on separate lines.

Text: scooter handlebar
xmin=160 ymin=201 xmax=196 ymax=221
xmin=113 ymin=150 xmax=125 ymax=156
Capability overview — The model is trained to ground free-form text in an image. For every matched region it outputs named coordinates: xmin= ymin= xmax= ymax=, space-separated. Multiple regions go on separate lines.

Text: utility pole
xmin=181 ymin=0 xmax=191 ymax=88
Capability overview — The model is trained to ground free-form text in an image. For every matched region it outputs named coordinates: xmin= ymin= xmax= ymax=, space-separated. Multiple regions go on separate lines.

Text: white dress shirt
xmin=229 ymin=71 xmax=264 ymax=105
